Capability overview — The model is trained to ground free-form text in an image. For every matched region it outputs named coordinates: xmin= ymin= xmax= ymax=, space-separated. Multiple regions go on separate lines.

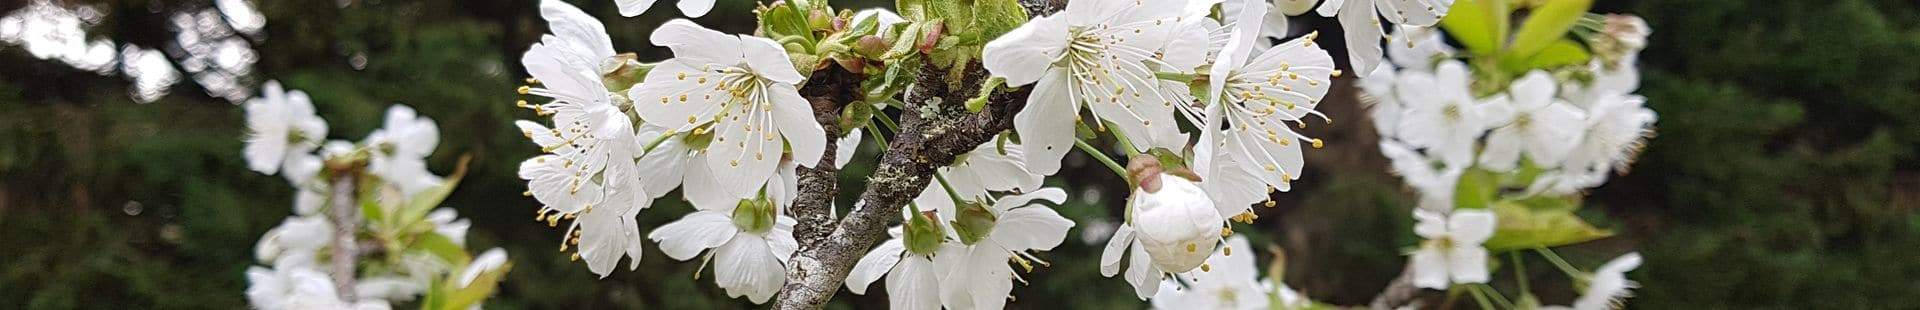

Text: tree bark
xmin=327 ymin=172 xmax=360 ymax=301
xmin=769 ymin=2 xmax=1062 ymax=308
xmin=790 ymin=65 xmax=859 ymax=250
xmin=1368 ymin=263 xmax=1424 ymax=310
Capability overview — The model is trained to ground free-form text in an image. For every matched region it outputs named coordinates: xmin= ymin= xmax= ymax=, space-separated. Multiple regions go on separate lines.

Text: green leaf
xmin=1507 ymin=0 xmax=1592 ymax=59
xmin=896 ymin=0 xmax=931 ymax=21
xmin=414 ymin=232 xmax=471 ymax=266
xmin=398 ymin=155 xmax=469 ymax=225
xmin=759 ymin=3 xmax=814 ymax=44
xmin=1440 ymin=0 xmax=1508 ymax=55
xmin=883 ymin=22 xmax=927 ymax=59
xmin=1522 ymin=39 xmax=1591 ymax=69
xmin=1453 ymin=168 xmax=1498 ymax=210
xmin=438 ymin=262 xmax=510 ymax=310
xmin=1483 ymin=200 xmax=1613 ymax=252
xmin=970 ymin=0 xmax=1028 ymax=43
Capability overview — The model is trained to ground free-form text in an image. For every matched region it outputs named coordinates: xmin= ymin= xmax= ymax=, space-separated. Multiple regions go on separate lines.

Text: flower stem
xmin=1466 ymin=285 xmax=1497 ymax=310
xmin=866 ymin=122 xmax=890 ymax=149
xmin=1074 ymin=138 xmax=1129 ymax=181
xmin=1511 ymin=252 xmax=1530 ymax=293
xmin=933 ymin=172 xmax=967 ymax=205
xmin=873 ymin=111 xmax=900 ymax=133
xmin=1106 ymin=122 xmax=1142 ymax=157
xmin=1476 ymin=284 xmax=1516 ymax=310
xmin=1535 ymin=247 xmax=1584 ymax=278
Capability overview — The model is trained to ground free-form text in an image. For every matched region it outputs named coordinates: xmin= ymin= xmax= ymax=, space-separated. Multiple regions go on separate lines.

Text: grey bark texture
xmin=327 ymin=172 xmax=359 ymax=301
xmin=769 ymin=2 xmax=1061 ymax=308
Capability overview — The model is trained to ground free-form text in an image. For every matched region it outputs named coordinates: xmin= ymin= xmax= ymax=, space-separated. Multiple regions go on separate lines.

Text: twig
xmin=326 ymin=170 xmax=359 ymax=301
xmin=1369 ymin=263 xmax=1425 ymax=310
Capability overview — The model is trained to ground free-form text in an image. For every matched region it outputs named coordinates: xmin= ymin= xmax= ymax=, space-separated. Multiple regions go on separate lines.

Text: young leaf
xmin=1440 ymin=0 xmax=1508 ymax=55
xmin=1507 ymin=0 xmax=1592 ymax=60
xmin=1521 ymin=38 xmax=1591 ymax=69
xmin=1482 ymin=200 xmax=1613 ymax=252
xmin=399 ymin=155 xmax=470 ymax=225
xmin=971 ymin=0 xmax=1029 ymax=43
xmin=1453 ymin=168 xmax=1499 ymax=210
xmin=414 ymin=232 xmax=471 ymax=266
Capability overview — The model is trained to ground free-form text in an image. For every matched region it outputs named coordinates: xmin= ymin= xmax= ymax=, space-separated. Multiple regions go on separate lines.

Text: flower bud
xmin=731 ymin=197 xmax=777 ymax=234
xmin=854 ymin=35 xmax=889 ymax=58
xmin=950 ymin=200 xmax=998 ymax=245
xmin=1129 ymin=173 xmax=1222 ymax=273
xmin=904 ymin=211 xmax=945 ymax=254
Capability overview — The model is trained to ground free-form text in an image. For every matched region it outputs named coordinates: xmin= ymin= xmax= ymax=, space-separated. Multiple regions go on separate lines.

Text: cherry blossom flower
xmin=1103 ymin=171 xmax=1224 ymax=299
xmin=1315 ymin=0 xmax=1454 ymax=77
xmin=1409 ymin=208 xmax=1495 ymax=289
xmin=981 ymin=0 xmax=1195 ymax=174
xmin=1151 ymin=236 xmax=1265 ymax=309
xmin=245 ymin=266 xmax=391 ymax=310
xmin=1385 ymin=26 xmax=1453 ymax=72
xmin=912 ymin=140 xmax=1043 ymax=216
xmin=518 ymin=0 xmax=643 ymax=211
xmin=615 ymin=0 xmax=714 ymax=18
xmin=1380 ymin=140 xmax=1465 ymax=211
xmin=1195 ymin=1 xmax=1336 ymax=200
xmin=846 ymin=226 xmax=944 ymax=310
xmin=1394 ymin=60 xmax=1502 ymax=167
xmin=647 ymin=193 xmax=798 ymax=303
xmin=1479 ymin=71 xmax=1586 ymax=171
xmin=1561 ymin=93 xmax=1655 ymax=182
xmin=628 ymin=19 xmax=825 ymax=202
xmin=1555 ymin=252 xmax=1642 ymax=310
xmin=936 ymin=189 xmax=1074 ymax=309
xmin=457 ymin=248 xmax=511 ymax=288
xmin=365 ymin=104 xmax=442 ymax=195
xmin=243 ymin=80 xmax=327 ymax=177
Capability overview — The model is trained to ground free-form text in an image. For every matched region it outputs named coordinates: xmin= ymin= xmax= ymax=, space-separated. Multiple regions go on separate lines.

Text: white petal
xmin=1380 ymin=0 xmax=1448 ymax=27
xmin=1511 ymin=71 xmax=1558 ymax=110
xmin=627 ymin=60 xmax=727 ymax=131
xmin=1410 ymin=248 xmax=1449 ymax=289
xmin=741 ymin=35 xmax=805 ymax=84
xmin=650 ymin=19 xmax=743 ymax=64
xmin=982 ymin=15 xmax=1070 ymax=86
xmin=677 ymin=0 xmax=716 ymax=17
xmin=1449 ymin=209 xmax=1497 ymax=244
xmin=847 ymin=239 xmax=905 ymax=294
xmin=1123 ymin=242 xmax=1163 ymax=299
xmin=989 ymin=203 xmax=1076 ymax=251
xmin=965 ymin=246 xmax=1016 ymax=310
xmin=1412 ymin=208 xmax=1448 ymax=239
xmin=578 ymin=203 xmax=644 ymax=277
xmin=713 ymin=235 xmax=785 ymax=303
xmin=647 ymin=210 xmax=738 ymax=260
xmin=705 ymin=104 xmax=781 ymax=200
xmin=681 ymin=160 xmax=741 ymax=211
xmin=633 ymin=135 xmax=692 ymax=198
xmin=1013 ymin=71 xmax=1079 ymax=175
xmin=1315 ymin=0 xmax=1347 ymax=16
xmin=539 ymin=0 xmax=614 ymax=60
xmin=1338 ymin=0 xmax=1384 ymax=77
xmin=615 ymin=0 xmax=656 ymax=17
xmin=1100 ymin=225 xmax=1136 ymax=277
xmin=887 ymin=256 xmax=943 ymax=310
xmin=1478 ymin=127 xmax=1524 ymax=171
xmin=835 ymin=128 xmax=863 ymax=168
xmin=1447 ymin=245 xmax=1490 ymax=284
xmin=768 ymin=83 xmax=827 ymax=166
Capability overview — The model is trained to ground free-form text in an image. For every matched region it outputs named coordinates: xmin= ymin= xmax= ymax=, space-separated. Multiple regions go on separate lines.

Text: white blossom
xmin=1479 ymin=71 xmax=1586 ymax=171
xmin=1385 ymin=25 xmax=1453 ymax=71
xmin=457 ymin=248 xmax=511 ymax=288
xmin=1380 ymin=140 xmax=1465 ymax=211
xmin=243 ymin=80 xmax=327 ymax=178
xmin=245 ymin=266 xmax=391 ymax=310
xmin=982 ymin=0 xmax=1196 ymax=175
xmin=1409 ymin=208 xmax=1495 ymax=289
xmin=1561 ymin=93 xmax=1656 ymax=182
xmin=365 ymin=104 xmax=442 ymax=196
xmin=1565 ymin=252 xmax=1642 ymax=310
xmin=1315 ymin=0 xmax=1454 ymax=77
xmin=647 ymin=192 xmax=798 ymax=303
xmin=627 ymin=19 xmax=825 ymax=203
xmin=937 ymin=189 xmax=1074 ymax=309
xmin=1151 ymin=236 xmax=1265 ymax=309
xmin=1195 ymin=1 xmax=1336 ymax=202
xmin=846 ymin=227 xmax=943 ymax=310
xmin=1394 ymin=60 xmax=1502 ymax=167
xmin=911 ymin=140 xmax=1043 ymax=217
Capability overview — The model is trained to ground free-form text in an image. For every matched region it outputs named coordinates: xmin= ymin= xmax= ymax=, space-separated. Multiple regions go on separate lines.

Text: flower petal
xmin=677 ymin=0 xmax=716 ymax=17
xmin=647 ymin=210 xmax=738 ymax=261
xmin=713 ymin=234 xmax=785 ymax=304
xmin=1410 ymin=248 xmax=1449 ymax=289
xmin=887 ymin=256 xmax=943 ymax=310
xmin=982 ymin=15 xmax=1069 ymax=86
xmin=740 ymin=35 xmax=805 ymax=84
xmin=768 ymin=83 xmax=827 ymax=166
xmin=615 ymin=0 xmax=656 ymax=17
xmin=1338 ymin=0 xmax=1384 ymax=77
xmin=1100 ymin=225 xmax=1135 ymax=277
xmin=650 ymin=19 xmax=742 ymax=64
xmin=1013 ymin=71 xmax=1079 ymax=175
xmin=847 ymin=239 xmax=905 ymax=294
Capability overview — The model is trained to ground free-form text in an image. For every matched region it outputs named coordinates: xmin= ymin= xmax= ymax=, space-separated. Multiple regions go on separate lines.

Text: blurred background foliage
xmin=1 ymin=0 xmax=1916 ymax=308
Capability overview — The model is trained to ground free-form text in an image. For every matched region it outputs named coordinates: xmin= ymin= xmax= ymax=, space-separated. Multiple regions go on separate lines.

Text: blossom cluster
xmin=510 ymin=0 xmax=1656 ymax=308
xmin=241 ymin=82 xmax=508 ymax=310
xmin=1358 ymin=10 xmax=1655 ymax=310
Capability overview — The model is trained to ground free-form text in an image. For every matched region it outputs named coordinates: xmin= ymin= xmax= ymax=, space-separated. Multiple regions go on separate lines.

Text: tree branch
xmin=790 ymin=65 xmax=859 ymax=251
xmin=1369 ymin=263 xmax=1425 ymax=310
xmin=326 ymin=170 xmax=360 ymax=301
xmin=771 ymin=3 xmax=1061 ymax=308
